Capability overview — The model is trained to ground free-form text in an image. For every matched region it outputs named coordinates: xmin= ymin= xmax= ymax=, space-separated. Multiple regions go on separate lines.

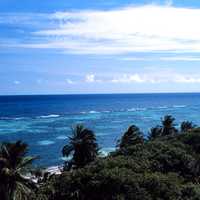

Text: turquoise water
xmin=0 ymin=93 xmax=200 ymax=167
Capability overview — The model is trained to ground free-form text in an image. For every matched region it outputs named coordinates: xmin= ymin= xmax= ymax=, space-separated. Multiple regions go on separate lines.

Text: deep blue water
xmin=0 ymin=93 xmax=200 ymax=167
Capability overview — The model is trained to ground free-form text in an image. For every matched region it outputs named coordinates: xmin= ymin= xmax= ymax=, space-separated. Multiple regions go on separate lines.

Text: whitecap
xmin=37 ymin=140 xmax=55 ymax=146
xmin=157 ymin=106 xmax=168 ymax=109
xmin=38 ymin=114 xmax=60 ymax=119
xmin=172 ymin=105 xmax=187 ymax=108
xmin=56 ymin=135 xmax=68 ymax=140
xmin=15 ymin=117 xmax=27 ymax=120
xmin=89 ymin=111 xmax=99 ymax=114
xmin=80 ymin=111 xmax=100 ymax=114
xmin=0 ymin=117 xmax=26 ymax=120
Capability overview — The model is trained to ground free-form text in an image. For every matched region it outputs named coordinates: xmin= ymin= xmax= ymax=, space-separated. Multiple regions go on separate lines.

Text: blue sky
xmin=1 ymin=0 xmax=200 ymax=94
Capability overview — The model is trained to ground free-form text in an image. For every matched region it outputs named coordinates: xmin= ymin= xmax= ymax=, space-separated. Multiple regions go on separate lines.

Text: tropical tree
xmin=0 ymin=141 xmax=37 ymax=200
xmin=118 ymin=125 xmax=144 ymax=150
xmin=181 ymin=121 xmax=196 ymax=133
xmin=62 ymin=124 xmax=99 ymax=170
xmin=148 ymin=125 xmax=162 ymax=140
xmin=161 ymin=115 xmax=178 ymax=136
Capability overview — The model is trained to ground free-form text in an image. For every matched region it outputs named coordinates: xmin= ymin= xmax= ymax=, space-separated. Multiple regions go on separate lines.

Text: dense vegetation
xmin=1 ymin=116 xmax=200 ymax=199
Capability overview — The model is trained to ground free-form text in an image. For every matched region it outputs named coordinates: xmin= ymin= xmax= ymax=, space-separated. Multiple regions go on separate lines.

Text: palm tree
xmin=0 ymin=141 xmax=37 ymax=200
xmin=161 ymin=115 xmax=178 ymax=136
xmin=118 ymin=125 xmax=144 ymax=150
xmin=62 ymin=125 xmax=99 ymax=170
xmin=181 ymin=121 xmax=196 ymax=133
xmin=148 ymin=125 xmax=162 ymax=140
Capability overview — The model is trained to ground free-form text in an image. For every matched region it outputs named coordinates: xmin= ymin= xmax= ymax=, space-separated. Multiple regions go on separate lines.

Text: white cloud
xmin=111 ymin=74 xmax=146 ymax=83
xmin=25 ymin=5 xmax=200 ymax=55
xmin=121 ymin=56 xmax=200 ymax=62
xmin=66 ymin=79 xmax=75 ymax=84
xmin=159 ymin=56 xmax=200 ymax=61
xmin=14 ymin=81 xmax=20 ymax=85
xmin=3 ymin=4 xmax=200 ymax=56
xmin=110 ymin=73 xmax=200 ymax=84
xmin=85 ymin=74 xmax=102 ymax=83
xmin=85 ymin=74 xmax=95 ymax=82
xmin=175 ymin=75 xmax=200 ymax=83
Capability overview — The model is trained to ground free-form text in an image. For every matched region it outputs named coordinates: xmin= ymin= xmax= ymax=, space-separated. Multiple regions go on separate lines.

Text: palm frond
xmin=1 ymin=144 xmax=10 ymax=158
xmin=16 ymin=156 xmax=38 ymax=171
xmin=14 ymin=181 xmax=32 ymax=200
xmin=63 ymin=124 xmax=99 ymax=170
xmin=62 ymin=145 xmax=74 ymax=157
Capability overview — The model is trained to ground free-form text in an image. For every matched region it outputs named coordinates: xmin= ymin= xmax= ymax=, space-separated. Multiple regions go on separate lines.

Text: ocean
xmin=0 ymin=93 xmax=200 ymax=167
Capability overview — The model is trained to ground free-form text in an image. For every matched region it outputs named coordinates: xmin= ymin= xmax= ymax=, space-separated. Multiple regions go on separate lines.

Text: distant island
xmin=1 ymin=115 xmax=200 ymax=200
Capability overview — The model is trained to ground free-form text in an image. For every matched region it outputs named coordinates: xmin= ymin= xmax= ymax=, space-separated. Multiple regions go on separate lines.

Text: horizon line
xmin=1 ymin=91 xmax=200 ymax=97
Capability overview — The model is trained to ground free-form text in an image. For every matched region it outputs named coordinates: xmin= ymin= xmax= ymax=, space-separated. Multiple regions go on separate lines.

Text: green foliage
xmin=146 ymin=141 xmax=198 ymax=180
xmin=179 ymin=128 xmax=200 ymax=154
xmin=181 ymin=121 xmax=196 ymax=133
xmin=62 ymin=124 xmax=99 ymax=170
xmin=118 ymin=125 xmax=144 ymax=150
xmin=148 ymin=115 xmax=178 ymax=140
xmin=39 ymin=164 xmax=184 ymax=200
xmin=181 ymin=184 xmax=200 ymax=200
xmin=148 ymin=126 xmax=162 ymax=140
xmin=36 ymin=128 xmax=200 ymax=199
xmin=161 ymin=115 xmax=178 ymax=136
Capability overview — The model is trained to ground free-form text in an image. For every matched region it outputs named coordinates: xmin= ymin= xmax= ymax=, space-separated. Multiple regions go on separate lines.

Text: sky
xmin=1 ymin=0 xmax=200 ymax=95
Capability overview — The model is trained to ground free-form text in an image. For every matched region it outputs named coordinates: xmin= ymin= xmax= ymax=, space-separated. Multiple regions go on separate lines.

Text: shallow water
xmin=0 ymin=93 xmax=200 ymax=166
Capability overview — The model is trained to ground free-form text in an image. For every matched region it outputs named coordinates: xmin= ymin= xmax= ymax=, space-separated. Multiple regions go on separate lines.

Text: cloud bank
xmin=110 ymin=73 xmax=200 ymax=84
xmin=2 ymin=4 xmax=200 ymax=56
xmin=66 ymin=71 xmax=200 ymax=84
xmin=25 ymin=5 xmax=200 ymax=55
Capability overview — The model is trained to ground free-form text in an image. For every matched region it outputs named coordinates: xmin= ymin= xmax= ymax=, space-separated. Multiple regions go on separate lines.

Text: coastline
xmin=46 ymin=165 xmax=62 ymax=175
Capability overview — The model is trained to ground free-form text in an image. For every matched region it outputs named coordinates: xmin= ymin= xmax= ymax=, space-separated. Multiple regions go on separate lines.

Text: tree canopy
xmin=62 ymin=124 xmax=99 ymax=170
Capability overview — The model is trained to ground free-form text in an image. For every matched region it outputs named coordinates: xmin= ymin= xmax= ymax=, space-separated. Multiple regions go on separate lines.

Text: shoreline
xmin=46 ymin=165 xmax=62 ymax=175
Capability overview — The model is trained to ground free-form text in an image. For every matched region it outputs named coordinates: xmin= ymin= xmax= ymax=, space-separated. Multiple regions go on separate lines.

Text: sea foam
xmin=37 ymin=140 xmax=55 ymax=146
xmin=56 ymin=135 xmax=68 ymax=140
xmin=88 ymin=111 xmax=100 ymax=114
xmin=81 ymin=111 xmax=100 ymax=114
xmin=127 ymin=108 xmax=147 ymax=112
xmin=38 ymin=114 xmax=60 ymax=119
xmin=172 ymin=105 xmax=187 ymax=108
xmin=0 ymin=117 xmax=27 ymax=120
